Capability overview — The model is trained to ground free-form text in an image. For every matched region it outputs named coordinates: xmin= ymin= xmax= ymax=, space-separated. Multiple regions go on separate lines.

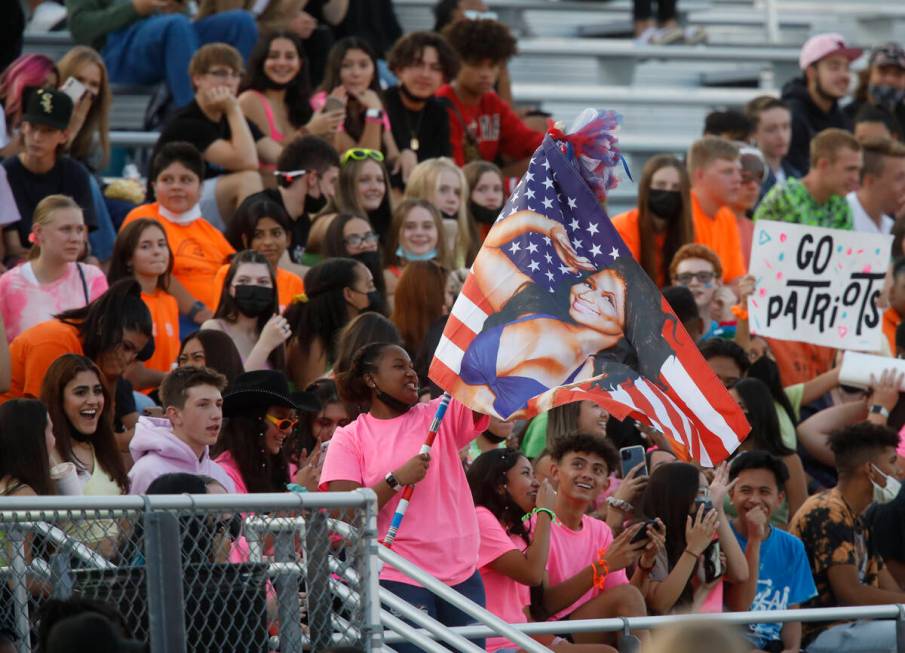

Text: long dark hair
xmin=467 ymin=448 xmax=531 ymax=546
xmin=319 ymin=37 xmax=382 ymax=143
xmin=107 ymin=218 xmax=174 ymax=291
xmin=0 ymin=399 xmax=53 ymax=496
xmin=322 ymin=212 xmax=389 ymax=303
xmin=636 ymin=155 xmax=694 ymax=285
xmin=640 ymin=461 xmax=701 ymax=610
xmin=242 ymin=30 xmax=313 ymax=128
xmin=732 ymin=378 xmax=795 ymax=457
xmin=391 ymin=260 xmax=448 ymax=355
xmin=213 ymin=250 xmax=285 ymax=371
xmin=55 ymin=279 xmax=153 ymax=363
xmin=284 ymin=257 xmax=362 ymax=364
xmin=40 ymin=354 xmax=129 ymax=493
xmin=335 ymin=341 xmax=396 ymax=408
xmin=178 ymin=330 xmax=245 ymax=387
xmin=286 ymin=378 xmax=353 ymax=465
xmin=333 ymin=312 xmax=402 ymax=378
xmin=482 ymin=254 xmax=678 ymax=390
xmin=215 ymin=414 xmax=290 ymax=494
xmin=225 ymin=194 xmax=293 ymax=253
xmin=746 ymin=356 xmax=797 ymax=427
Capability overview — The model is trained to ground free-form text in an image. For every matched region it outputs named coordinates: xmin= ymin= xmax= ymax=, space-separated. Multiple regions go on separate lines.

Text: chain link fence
xmin=0 ymin=491 xmax=381 ymax=653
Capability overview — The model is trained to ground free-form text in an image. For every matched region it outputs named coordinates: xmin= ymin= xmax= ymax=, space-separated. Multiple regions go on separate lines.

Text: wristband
xmin=286 ymin=483 xmax=308 ymax=493
xmin=606 ymin=496 xmax=634 ymax=513
xmin=591 ymin=547 xmax=609 ymax=590
xmin=522 ymin=507 xmax=557 ymax=523
xmin=365 ymin=108 xmax=383 ymax=123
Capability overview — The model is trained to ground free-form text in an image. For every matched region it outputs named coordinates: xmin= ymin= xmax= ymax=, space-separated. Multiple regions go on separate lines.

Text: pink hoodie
xmin=128 ymin=416 xmax=235 ymax=495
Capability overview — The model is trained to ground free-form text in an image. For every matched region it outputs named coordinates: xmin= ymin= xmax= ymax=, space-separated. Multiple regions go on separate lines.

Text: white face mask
xmin=871 ymin=465 xmax=902 ymax=505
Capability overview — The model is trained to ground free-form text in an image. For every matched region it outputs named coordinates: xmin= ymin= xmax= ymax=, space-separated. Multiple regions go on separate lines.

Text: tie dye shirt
xmin=753 ymin=178 xmax=852 ymax=230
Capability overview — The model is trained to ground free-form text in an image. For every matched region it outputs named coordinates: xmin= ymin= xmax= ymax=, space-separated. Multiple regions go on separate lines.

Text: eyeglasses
xmin=265 ymin=413 xmax=299 ymax=433
xmin=674 ymin=271 xmax=716 ymax=285
xmin=341 ymin=148 xmax=384 ymax=166
xmin=344 ymin=231 xmax=379 ymax=248
xmin=207 ymin=68 xmax=242 ymax=81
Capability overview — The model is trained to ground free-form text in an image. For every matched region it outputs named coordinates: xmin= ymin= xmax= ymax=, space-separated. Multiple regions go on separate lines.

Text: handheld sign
xmin=747 ymin=220 xmax=891 ymax=351
xmin=839 ymin=351 xmax=905 ymax=392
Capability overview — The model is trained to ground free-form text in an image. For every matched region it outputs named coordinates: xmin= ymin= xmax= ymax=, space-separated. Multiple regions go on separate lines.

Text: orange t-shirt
xmin=611 ymin=208 xmax=668 ymax=287
xmin=883 ymin=308 xmax=901 ymax=355
xmin=211 ymin=265 xmax=304 ymax=313
xmin=765 ymin=338 xmax=836 ymax=387
xmin=122 ymin=203 xmax=235 ymax=310
xmin=141 ymin=288 xmax=180 ymax=376
xmin=690 ymin=192 xmax=746 ymax=283
xmin=1 ymin=320 xmax=83 ymax=403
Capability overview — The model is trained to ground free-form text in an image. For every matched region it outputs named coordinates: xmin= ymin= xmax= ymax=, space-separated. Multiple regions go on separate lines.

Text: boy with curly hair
xmin=438 ymin=19 xmax=543 ymax=173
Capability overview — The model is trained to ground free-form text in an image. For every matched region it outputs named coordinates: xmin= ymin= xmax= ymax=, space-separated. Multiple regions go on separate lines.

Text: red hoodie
xmin=436 ymin=84 xmax=544 ymax=166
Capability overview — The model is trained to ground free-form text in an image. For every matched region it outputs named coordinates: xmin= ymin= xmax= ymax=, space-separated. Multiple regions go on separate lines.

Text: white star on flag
xmin=509 ymin=241 xmax=521 ymax=254
xmin=542 ymin=197 xmax=554 ymax=209
xmin=543 ymin=177 xmax=554 ymax=189
xmin=567 ymin=197 xmax=577 ymax=209
xmin=570 ymin=218 xmax=581 ymax=230
xmin=588 ymin=222 xmax=599 ymax=235
xmin=590 ymin=244 xmax=602 ymax=257
xmin=527 ymin=241 xmax=539 ymax=253
xmin=528 ymin=260 xmax=540 ymax=271
xmin=609 ymin=247 xmax=620 ymax=259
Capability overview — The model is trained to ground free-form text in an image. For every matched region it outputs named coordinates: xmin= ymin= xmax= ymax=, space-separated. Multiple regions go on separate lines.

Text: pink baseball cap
xmin=799 ymin=33 xmax=863 ymax=70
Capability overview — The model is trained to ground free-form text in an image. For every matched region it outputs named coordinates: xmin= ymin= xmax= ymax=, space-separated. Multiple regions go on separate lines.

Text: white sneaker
xmin=27 ymin=1 xmax=68 ymax=33
xmin=635 ymin=26 xmax=658 ymax=45
xmin=683 ymin=25 xmax=708 ymax=44
xmin=650 ymin=25 xmax=684 ymax=45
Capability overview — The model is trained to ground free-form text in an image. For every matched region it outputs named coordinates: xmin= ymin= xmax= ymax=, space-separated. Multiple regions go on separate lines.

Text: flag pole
xmin=383 ymin=392 xmax=453 ymax=548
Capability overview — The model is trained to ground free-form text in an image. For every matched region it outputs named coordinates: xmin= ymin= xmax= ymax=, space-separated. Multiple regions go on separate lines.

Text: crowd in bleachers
xmin=2 ymin=0 xmax=905 ymax=651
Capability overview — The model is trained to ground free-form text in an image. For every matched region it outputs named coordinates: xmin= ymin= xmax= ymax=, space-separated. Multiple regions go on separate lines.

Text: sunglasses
xmin=265 ymin=413 xmax=299 ymax=433
xmin=341 ymin=148 xmax=384 ymax=166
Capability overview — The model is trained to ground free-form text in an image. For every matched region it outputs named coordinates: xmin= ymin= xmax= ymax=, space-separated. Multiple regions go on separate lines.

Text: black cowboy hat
xmin=222 ymin=370 xmax=320 ymax=417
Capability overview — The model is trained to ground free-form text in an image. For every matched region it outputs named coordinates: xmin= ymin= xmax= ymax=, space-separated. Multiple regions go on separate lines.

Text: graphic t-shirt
xmin=122 ymin=203 xmax=235 ymax=310
xmin=754 ymin=178 xmax=852 ymax=230
xmin=0 ymin=261 xmax=107 ymax=342
xmin=730 ymin=523 xmax=817 ymax=648
xmin=475 ymin=506 xmax=530 ymax=653
xmin=790 ymin=487 xmax=884 ymax=643
xmin=319 ymin=397 xmax=488 ymax=585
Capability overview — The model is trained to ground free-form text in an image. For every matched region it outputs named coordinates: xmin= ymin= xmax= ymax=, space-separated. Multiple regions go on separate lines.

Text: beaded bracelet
xmin=522 ymin=507 xmax=558 ymax=523
xmin=591 ymin=547 xmax=609 ymax=590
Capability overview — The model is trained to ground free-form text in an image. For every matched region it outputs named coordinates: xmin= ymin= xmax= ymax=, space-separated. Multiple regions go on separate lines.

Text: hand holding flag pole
xmin=383 ymin=392 xmax=452 ymax=548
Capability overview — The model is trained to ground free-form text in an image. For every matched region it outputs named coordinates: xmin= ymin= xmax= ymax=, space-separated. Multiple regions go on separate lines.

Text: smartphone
xmin=619 ymin=445 xmax=647 ymax=478
xmin=629 ymin=518 xmax=658 ymax=544
xmin=60 ymin=76 xmax=87 ymax=104
xmin=324 ymin=95 xmax=345 ymax=113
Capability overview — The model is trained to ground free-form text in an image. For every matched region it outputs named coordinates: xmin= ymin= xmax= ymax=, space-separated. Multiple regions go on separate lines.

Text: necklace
xmin=398 ymin=86 xmax=426 ymax=152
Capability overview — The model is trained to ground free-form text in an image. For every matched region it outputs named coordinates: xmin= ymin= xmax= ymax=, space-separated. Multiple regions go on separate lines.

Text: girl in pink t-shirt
xmin=0 ymin=194 xmax=107 ymax=342
xmin=467 ymin=447 xmax=616 ymax=653
xmin=319 ymin=342 xmax=488 ymax=653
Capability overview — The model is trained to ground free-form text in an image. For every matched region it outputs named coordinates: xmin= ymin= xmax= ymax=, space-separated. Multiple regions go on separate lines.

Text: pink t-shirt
xmin=476 ymin=507 xmax=530 ymax=652
xmin=0 ymin=261 xmax=108 ymax=342
xmin=319 ymin=397 xmax=488 ymax=585
xmin=214 ymin=450 xmax=249 ymax=494
xmin=544 ymin=514 xmax=629 ymax=621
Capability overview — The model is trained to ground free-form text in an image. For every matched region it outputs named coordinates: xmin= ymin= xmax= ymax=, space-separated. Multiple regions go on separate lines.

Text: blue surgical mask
xmin=395 ymin=245 xmax=437 ymax=262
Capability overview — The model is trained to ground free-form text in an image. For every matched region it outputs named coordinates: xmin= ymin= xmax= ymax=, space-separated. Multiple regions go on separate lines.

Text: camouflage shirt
xmin=789 ymin=487 xmax=883 ymax=643
xmin=753 ymin=178 xmax=853 ymax=230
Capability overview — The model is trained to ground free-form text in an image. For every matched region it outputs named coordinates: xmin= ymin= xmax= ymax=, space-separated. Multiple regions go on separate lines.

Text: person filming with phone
xmin=638 ymin=461 xmax=748 ymax=614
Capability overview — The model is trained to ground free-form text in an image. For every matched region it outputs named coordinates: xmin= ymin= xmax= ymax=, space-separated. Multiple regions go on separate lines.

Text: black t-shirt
xmin=384 ymin=86 xmax=452 ymax=162
xmin=329 ymin=0 xmax=402 ymax=59
xmin=866 ymin=485 xmax=905 ymax=564
xmin=246 ymin=188 xmax=312 ymax=265
xmin=2 ymin=155 xmax=97 ymax=245
xmin=153 ymin=100 xmax=265 ymax=179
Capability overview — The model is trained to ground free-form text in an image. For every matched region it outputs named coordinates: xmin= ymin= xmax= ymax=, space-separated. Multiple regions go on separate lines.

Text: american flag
xmin=430 ymin=117 xmax=749 ymax=465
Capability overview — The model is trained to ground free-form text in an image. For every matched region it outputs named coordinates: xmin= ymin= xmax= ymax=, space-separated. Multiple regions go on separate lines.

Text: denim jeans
xmin=101 ymin=10 xmax=257 ymax=107
xmin=87 ymin=175 xmax=116 ymax=262
xmin=381 ymin=570 xmax=486 ymax=653
xmin=807 ymin=620 xmax=897 ymax=653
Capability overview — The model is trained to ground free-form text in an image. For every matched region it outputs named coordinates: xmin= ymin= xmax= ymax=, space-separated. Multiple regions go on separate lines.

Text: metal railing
xmin=0 ymin=491 xmax=381 ymax=653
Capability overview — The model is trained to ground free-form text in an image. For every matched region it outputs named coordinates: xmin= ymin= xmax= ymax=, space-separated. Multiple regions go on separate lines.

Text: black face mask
xmin=441 ymin=210 xmax=458 ymax=222
xmin=373 ymin=384 xmax=417 ymax=414
xmin=234 ymin=284 xmax=274 ymax=317
xmin=304 ymin=192 xmax=328 ymax=216
xmin=647 ymin=189 xmax=683 ymax=222
xmin=469 ymin=200 xmax=501 ymax=226
xmin=482 ymin=431 xmax=507 ymax=444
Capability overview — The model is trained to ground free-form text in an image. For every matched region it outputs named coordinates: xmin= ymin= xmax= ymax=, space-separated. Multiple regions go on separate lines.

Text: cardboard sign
xmin=747 ymin=220 xmax=891 ymax=350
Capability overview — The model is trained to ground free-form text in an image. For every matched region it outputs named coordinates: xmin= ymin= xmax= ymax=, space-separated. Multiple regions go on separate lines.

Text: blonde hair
xmin=810 ymin=127 xmax=861 ymax=166
xmin=28 ymin=195 xmax=83 ymax=261
xmin=404 ymin=157 xmax=480 ymax=266
xmin=687 ymin=136 xmax=740 ymax=176
xmin=56 ymin=46 xmax=111 ymax=169
xmin=384 ymin=198 xmax=451 ymax=269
